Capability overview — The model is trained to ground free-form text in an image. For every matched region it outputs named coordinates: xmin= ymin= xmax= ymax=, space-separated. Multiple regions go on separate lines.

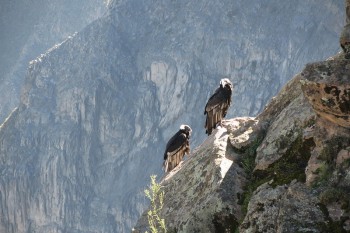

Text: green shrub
xmin=144 ymin=175 xmax=167 ymax=233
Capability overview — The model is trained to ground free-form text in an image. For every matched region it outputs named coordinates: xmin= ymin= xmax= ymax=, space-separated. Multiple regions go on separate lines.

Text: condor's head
xmin=220 ymin=78 xmax=233 ymax=91
xmin=180 ymin=124 xmax=192 ymax=138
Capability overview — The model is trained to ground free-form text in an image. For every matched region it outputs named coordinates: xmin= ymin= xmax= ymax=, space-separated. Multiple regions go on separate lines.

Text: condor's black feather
xmin=163 ymin=125 xmax=191 ymax=172
xmin=204 ymin=78 xmax=233 ymax=135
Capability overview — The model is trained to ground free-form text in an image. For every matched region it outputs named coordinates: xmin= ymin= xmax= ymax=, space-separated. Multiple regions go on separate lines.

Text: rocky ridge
xmin=0 ymin=0 xmax=106 ymax=122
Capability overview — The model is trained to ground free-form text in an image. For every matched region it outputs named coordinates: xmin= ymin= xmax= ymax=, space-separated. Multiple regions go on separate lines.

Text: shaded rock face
xmin=255 ymin=76 xmax=317 ymax=171
xmin=0 ymin=23 xmax=164 ymax=232
xmin=0 ymin=1 xmax=346 ymax=233
xmin=248 ymin=53 xmax=350 ymax=232
xmin=0 ymin=0 xmax=106 ymax=122
xmin=240 ymin=182 xmax=326 ymax=233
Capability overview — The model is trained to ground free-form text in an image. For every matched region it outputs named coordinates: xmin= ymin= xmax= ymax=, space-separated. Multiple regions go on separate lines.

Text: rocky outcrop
xmin=255 ymin=76 xmax=317 ymax=171
xmin=134 ymin=118 xmax=252 ymax=232
xmin=241 ymin=50 xmax=350 ymax=231
xmin=300 ymin=54 xmax=350 ymax=128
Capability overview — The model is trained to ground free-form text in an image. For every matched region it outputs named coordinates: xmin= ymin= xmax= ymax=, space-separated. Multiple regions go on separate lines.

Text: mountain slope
xmin=0 ymin=0 xmax=105 ymax=122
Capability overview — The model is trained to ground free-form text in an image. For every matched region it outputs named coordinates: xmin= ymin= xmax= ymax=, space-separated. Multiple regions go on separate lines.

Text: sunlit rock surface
xmin=134 ymin=119 xmax=250 ymax=232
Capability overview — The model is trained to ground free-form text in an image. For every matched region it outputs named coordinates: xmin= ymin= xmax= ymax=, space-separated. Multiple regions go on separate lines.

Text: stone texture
xmin=303 ymin=115 xmax=350 ymax=189
xmin=226 ymin=117 xmax=261 ymax=150
xmin=296 ymin=53 xmax=350 ymax=187
xmin=240 ymin=182 xmax=326 ymax=233
xmin=337 ymin=148 xmax=350 ymax=166
xmin=255 ymin=75 xmax=316 ymax=171
xmin=300 ymin=56 xmax=350 ymax=128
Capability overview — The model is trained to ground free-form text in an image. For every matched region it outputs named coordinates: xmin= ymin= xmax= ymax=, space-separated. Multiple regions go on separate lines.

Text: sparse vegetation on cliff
xmin=144 ymin=175 xmax=167 ymax=233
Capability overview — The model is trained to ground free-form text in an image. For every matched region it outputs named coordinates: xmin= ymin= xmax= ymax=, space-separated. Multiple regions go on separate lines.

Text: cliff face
xmin=241 ymin=52 xmax=350 ymax=232
xmin=0 ymin=0 xmax=106 ymax=122
xmin=0 ymin=1 xmax=345 ymax=233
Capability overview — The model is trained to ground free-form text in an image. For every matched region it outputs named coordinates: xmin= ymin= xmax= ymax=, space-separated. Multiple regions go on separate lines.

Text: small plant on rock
xmin=144 ymin=175 xmax=167 ymax=233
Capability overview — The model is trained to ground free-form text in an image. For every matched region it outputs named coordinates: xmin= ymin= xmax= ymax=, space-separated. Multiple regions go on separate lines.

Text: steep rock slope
xmin=0 ymin=1 xmax=345 ymax=232
xmin=240 ymin=51 xmax=350 ymax=232
xmin=0 ymin=0 xmax=106 ymax=122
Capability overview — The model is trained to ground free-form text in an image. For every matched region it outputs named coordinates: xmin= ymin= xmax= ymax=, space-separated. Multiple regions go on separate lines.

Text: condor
xmin=204 ymin=78 xmax=233 ymax=135
xmin=163 ymin=125 xmax=192 ymax=172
